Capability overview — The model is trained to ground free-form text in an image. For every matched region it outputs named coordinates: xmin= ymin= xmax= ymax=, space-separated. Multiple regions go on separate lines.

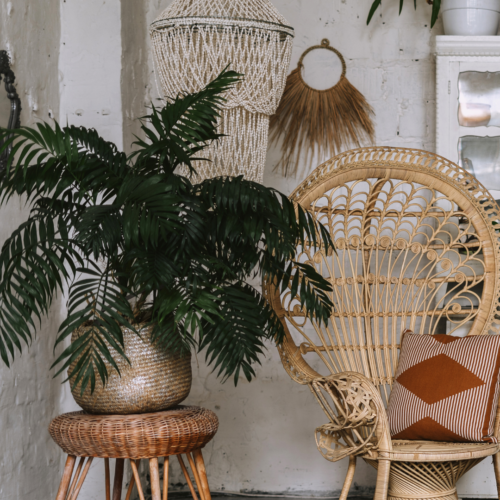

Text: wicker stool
xmin=49 ymin=405 xmax=219 ymax=500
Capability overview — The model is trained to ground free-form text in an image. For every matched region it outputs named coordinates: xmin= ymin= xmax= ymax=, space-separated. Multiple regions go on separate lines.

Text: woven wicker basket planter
xmin=69 ymin=324 xmax=192 ymax=415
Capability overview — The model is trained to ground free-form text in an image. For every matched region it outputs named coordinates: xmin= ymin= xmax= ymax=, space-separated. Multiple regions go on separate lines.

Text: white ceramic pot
xmin=442 ymin=0 xmax=500 ymax=35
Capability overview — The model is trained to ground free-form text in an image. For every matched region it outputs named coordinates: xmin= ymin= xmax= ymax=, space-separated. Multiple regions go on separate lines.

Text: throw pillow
xmin=387 ymin=333 xmax=500 ymax=443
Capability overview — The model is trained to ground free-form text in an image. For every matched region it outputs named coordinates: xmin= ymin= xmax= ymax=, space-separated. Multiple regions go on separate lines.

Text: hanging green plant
xmin=367 ymin=0 xmax=441 ymax=28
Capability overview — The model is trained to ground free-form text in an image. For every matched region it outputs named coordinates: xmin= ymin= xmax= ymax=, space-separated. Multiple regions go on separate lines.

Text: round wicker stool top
xmin=49 ymin=405 xmax=219 ymax=459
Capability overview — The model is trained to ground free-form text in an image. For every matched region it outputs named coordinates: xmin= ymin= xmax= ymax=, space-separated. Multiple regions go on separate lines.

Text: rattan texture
xmin=49 ymin=406 xmax=219 ymax=459
xmin=366 ymin=456 xmax=484 ymax=500
xmin=263 ymin=146 xmax=500 ymax=500
xmin=149 ymin=0 xmax=294 ymax=183
xmin=69 ymin=325 xmax=192 ymax=415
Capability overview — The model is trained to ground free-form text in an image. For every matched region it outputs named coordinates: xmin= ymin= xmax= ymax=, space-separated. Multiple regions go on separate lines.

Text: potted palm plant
xmin=0 ymin=69 xmax=333 ymax=414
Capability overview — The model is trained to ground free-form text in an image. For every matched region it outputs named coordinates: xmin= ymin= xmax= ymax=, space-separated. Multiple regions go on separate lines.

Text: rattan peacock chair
xmin=264 ymin=146 xmax=500 ymax=500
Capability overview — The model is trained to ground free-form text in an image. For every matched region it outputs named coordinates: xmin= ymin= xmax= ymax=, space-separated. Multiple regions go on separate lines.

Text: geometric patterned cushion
xmin=387 ymin=333 xmax=500 ymax=443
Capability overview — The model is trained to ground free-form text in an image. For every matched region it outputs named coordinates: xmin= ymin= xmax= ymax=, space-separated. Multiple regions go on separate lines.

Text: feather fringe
xmin=270 ymin=68 xmax=375 ymax=176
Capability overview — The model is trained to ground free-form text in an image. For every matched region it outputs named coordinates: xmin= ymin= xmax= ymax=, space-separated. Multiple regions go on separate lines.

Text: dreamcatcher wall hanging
xmin=270 ymin=39 xmax=375 ymax=176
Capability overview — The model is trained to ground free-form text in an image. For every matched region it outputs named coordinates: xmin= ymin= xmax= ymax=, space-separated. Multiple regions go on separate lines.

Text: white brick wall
xmin=2 ymin=0 xmax=498 ymax=497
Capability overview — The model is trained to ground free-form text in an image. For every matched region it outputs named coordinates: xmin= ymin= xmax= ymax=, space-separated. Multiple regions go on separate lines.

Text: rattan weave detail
xmin=49 ymin=406 xmax=219 ymax=459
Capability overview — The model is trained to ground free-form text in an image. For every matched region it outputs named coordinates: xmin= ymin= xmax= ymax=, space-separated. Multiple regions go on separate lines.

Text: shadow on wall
xmin=0 ymin=0 xmax=64 ymax=498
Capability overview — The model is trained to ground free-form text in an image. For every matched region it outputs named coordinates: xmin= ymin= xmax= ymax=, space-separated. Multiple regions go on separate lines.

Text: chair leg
xmin=193 ymin=449 xmax=212 ymax=500
xmin=339 ymin=456 xmax=357 ymax=500
xmin=374 ymin=459 xmax=391 ymax=500
xmin=494 ymin=452 xmax=500 ymax=499
xmin=55 ymin=455 xmax=77 ymax=500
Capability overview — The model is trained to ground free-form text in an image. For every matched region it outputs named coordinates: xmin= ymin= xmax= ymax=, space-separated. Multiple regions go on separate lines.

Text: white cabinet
xmin=435 ymin=36 xmax=500 ymax=198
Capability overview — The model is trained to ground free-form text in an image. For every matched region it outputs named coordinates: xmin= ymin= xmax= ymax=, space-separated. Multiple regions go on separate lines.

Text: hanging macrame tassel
xmin=270 ymin=39 xmax=375 ymax=177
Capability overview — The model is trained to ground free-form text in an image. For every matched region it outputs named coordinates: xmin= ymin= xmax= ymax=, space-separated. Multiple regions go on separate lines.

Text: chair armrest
xmin=310 ymin=372 xmax=392 ymax=462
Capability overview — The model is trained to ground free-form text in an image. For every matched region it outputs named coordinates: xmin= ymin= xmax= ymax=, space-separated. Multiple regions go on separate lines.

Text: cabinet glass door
xmin=459 ymin=136 xmax=500 ymax=189
xmin=459 ymin=71 xmax=500 ymax=127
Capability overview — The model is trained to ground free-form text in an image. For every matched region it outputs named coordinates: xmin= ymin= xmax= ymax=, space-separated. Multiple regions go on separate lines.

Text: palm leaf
xmin=0 ymin=68 xmax=335 ymax=389
xmin=367 ymin=0 xmax=382 ymax=24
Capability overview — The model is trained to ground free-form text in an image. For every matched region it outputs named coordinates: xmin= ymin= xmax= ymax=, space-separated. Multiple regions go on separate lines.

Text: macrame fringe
xmin=178 ymin=108 xmax=269 ymax=183
xmin=150 ymin=0 xmax=294 ymax=183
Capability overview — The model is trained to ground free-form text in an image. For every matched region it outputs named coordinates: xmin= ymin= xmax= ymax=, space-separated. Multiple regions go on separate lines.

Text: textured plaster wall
xmin=58 ymin=3 xmax=128 ymax=499
xmin=121 ymin=0 xmax=149 ymax=154
xmin=0 ymin=0 xmax=63 ymax=499
xmin=59 ymin=0 xmax=124 ymax=149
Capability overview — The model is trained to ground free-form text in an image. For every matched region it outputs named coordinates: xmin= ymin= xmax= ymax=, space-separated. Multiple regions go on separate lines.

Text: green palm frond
xmin=53 ymin=262 xmax=135 ymax=394
xmin=199 ymin=282 xmax=278 ymax=384
xmin=367 ymin=0 xmax=440 ymax=27
xmin=131 ymin=67 xmax=241 ymax=176
xmin=0 ymin=68 xmax=334 ymax=389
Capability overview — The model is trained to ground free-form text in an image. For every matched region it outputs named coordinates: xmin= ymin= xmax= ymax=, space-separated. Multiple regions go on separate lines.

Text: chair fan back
xmin=265 ymin=147 xmax=500 ymax=405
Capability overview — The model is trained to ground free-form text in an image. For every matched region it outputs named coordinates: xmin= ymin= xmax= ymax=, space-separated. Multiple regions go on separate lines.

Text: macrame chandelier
xmin=150 ymin=0 xmax=294 ymax=183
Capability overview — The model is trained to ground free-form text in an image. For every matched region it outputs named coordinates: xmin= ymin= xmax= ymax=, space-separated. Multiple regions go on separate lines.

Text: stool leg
xmin=150 ymin=458 xmax=162 ymax=500
xmin=105 ymin=458 xmax=111 ymax=500
xmin=187 ymin=453 xmax=206 ymax=500
xmin=55 ymin=455 xmax=76 ymax=500
xmin=177 ymin=455 xmax=198 ymax=500
xmin=163 ymin=457 xmax=170 ymax=500
xmin=67 ymin=457 xmax=85 ymax=500
xmin=193 ymin=449 xmax=211 ymax=500
xmin=113 ymin=459 xmax=125 ymax=500
xmin=68 ymin=457 xmax=93 ymax=500
xmin=130 ymin=460 xmax=146 ymax=500
xmin=124 ymin=472 xmax=136 ymax=500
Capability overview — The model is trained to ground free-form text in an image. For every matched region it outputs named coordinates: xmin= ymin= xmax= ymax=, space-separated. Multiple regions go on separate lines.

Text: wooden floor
xmin=167 ymin=495 xmax=491 ymax=500
xmin=206 ymin=497 xmax=490 ymax=500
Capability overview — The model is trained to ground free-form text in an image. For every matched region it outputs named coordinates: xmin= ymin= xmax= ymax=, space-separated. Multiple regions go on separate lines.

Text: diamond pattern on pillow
xmin=387 ymin=333 xmax=500 ymax=443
